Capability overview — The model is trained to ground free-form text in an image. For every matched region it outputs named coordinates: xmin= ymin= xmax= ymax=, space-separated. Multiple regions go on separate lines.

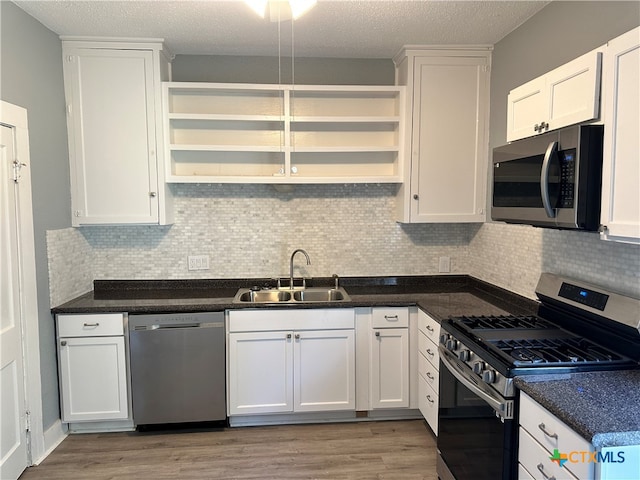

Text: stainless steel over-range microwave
xmin=492 ymin=124 xmax=604 ymax=231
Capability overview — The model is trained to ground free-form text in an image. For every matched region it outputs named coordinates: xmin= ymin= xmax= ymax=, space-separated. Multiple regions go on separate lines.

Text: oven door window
xmin=438 ymin=361 xmax=516 ymax=480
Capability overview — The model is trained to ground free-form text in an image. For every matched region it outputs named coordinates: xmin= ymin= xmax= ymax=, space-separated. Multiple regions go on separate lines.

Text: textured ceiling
xmin=14 ymin=0 xmax=550 ymax=58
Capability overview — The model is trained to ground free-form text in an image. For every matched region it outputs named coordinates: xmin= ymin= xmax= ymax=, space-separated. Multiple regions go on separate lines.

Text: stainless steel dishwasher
xmin=128 ymin=312 xmax=225 ymax=425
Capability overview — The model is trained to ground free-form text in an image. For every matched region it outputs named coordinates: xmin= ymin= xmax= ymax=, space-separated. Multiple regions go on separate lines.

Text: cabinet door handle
xmin=286 ymin=333 xmax=292 ymax=339
xmin=83 ymin=322 xmax=99 ymax=327
xmin=538 ymin=422 xmax=558 ymax=440
xmin=384 ymin=315 xmax=398 ymax=321
xmin=534 ymin=123 xmax=540 ymax=132
xmin=149 ymin=192 xmax=157 ymax=198
xmin=60 ymin=340 xmax=67 ymax=347
xmin=375 ymin=331 xmax=381 ymax=337
xmin=413 ymin=194 xmax=419 ymax=200
xmin=537 ymin=463 xmax=556 ymax=480
xmin=295 ymin=333 xmax=300 ymax=340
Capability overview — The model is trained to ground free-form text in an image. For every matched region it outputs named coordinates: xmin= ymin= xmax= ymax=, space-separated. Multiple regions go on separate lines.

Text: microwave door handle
xmin=541 ymin=141 xmax=559 ymax=218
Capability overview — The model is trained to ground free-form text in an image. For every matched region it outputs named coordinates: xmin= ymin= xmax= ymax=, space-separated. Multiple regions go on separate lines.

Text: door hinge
xmin=12 ymin=159 xmax=26 ymax=183
xmin=25 ymin=410 xmax=31 ymax=432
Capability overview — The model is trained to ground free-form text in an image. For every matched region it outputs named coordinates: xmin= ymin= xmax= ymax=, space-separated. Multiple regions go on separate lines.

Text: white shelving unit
xmin=163 ymin=83 xmax=405 ymax=183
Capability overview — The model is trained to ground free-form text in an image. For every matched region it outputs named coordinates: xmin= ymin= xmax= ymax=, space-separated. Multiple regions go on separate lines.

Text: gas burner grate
xmin=493 ymin=337 xmax=623 ymax=365
xmin=455 ymin=315 xmax=554 ymax=330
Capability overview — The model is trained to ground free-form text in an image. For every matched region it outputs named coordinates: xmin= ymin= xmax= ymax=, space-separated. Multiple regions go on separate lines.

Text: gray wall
xmin=172 ymin=55 xmax=395 ymax=84
xmin=490 ymin=0 xmax=640 ymax=148
xmin=471 ymin=1 xmax=640 ymax=298
xmin=1 ymin=1 xmax=70 ymax=430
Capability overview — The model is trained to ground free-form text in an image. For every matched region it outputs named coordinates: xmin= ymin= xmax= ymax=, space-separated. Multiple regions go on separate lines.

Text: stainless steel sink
xmin=233 ymin=287 xmax=351 ymax=304
xmin=236 ymin=290 xmax=292 ymax=303
xmin=293 ymin=289 xmax=346 ymax=302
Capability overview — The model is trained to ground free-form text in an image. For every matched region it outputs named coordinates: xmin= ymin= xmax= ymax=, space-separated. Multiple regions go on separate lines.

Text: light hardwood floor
xmin=21 ymin=420 xmax=438 ymax=480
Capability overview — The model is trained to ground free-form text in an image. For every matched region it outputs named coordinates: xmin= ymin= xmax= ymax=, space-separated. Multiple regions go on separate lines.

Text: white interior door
xmin=0 ymin=124 xmax=29 ymax=480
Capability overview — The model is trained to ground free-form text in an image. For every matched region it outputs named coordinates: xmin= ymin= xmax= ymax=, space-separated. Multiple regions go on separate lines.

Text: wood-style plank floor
xmin=21 ymin=420 xmax=437 ymax=479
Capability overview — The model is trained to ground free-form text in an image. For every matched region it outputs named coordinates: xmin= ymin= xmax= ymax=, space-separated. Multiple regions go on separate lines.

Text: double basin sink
xmin=233 ymin=287 xmax=351 ymax=304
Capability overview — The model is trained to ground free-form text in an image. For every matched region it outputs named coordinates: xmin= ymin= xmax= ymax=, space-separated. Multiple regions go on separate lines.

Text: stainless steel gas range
xmin=436 ymin=273 xmax=640 ymax=480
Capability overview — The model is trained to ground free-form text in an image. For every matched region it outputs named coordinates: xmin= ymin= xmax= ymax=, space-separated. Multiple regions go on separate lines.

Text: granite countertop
xmin=515 ymin=371 xmax=640 ymax=448
xmin=51 ymin=274 xmax=537 ymax=321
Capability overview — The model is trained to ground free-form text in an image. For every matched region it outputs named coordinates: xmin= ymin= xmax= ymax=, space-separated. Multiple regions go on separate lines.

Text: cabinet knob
xmin=375 ymin=331 xmax=380 ymax=337
xmin=60 ymin=340 xmax=67 ymax=347
xmin=413 ymin=194 xmax=419 ymax=200
xmin=534 ymin=123 xmax=540 ymax=132
xmin=149 ymin=192 xmax=157 ymax=197
xmin=295 ymin=333 xmax=300 ymax=339
xmin=286 ymin=333 xmax=292 ymax=339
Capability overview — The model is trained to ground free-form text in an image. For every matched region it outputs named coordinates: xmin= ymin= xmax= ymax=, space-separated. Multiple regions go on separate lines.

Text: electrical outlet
xmin=188 ymin=255 xmax=210 ymax=271
xmin=438 ymin=256 xmax=451 ymax=273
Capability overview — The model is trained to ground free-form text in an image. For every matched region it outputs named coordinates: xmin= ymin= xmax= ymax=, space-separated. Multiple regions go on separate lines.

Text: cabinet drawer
xmin=519 ymin=428 xmax=581 ymax=480
xmin=418 ymin=374 xmax=438 ymax=435
xmin=520 ymin=392 xmax=594 ymax=480
xmin=418 ymin=350 xmax=439 ymax=392
xmin=371 ymin=307 xmax=409 ymax=328
xmin=418 ymin=309 xmax=439 ymax=342
xmin=418 ymin=330 xmax=439 ymax=368
xmin=57 ymin=313 xmax=124 ymax=337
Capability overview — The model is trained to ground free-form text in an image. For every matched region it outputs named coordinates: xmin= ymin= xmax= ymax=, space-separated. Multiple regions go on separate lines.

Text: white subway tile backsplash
xmin=46 ymin=185 xmax=639 ymax=307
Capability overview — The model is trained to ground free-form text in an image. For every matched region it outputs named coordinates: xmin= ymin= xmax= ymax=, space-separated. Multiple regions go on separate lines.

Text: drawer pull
xmin=426 ymin=395 xmax=434 ymax=404
xmin=375 ymin=331 xmax=380 ymax=337
xmin=295 ymin=333 xmax=300 ymax=340
xmin=384 ymin=315 xmax=398 ymax=321
xmin=426 ymin=372 xmax=435 ymax=380
xmin=83 ymin=322 xmax=100 ymax=327
xmin=286 ymin=333 xmax=292 ymax=339
xmin=426 ymin=325 xmax=434 ymax=332
xmin=426 ymin=348 xmax=435 ymax=357
xmin=537 ymin=463 xmax=556 ymax=480
xmin=538 ymin=422 xmax=558 ymax=440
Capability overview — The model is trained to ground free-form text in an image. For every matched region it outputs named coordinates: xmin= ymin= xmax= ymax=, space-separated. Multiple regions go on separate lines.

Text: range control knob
xmin=473 ymin=361 xmax=486 ymax=375
xmin=482 ymin=369 xmax=497 ymax=384
xmin=445 ymin=339 xmax=459 ymax=351
xmin=458 ymin=349 xmax=471 ymax=362
xmin=440 ymin=333 xmax=450 ymax=345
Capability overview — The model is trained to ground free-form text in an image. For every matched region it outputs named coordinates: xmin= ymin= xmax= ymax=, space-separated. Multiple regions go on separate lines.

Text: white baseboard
xmin=33 ymin=420 xmax=67 ymax=465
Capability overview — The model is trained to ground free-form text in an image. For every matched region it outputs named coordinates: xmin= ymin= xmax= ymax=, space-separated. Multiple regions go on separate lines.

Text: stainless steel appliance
xmin=129 ymin=312 xmax=226 ymax=426
xmin=492 ymin=124 xmax=604 ymax=230
xmin=437 ymin=273 xmax=640 ymax=480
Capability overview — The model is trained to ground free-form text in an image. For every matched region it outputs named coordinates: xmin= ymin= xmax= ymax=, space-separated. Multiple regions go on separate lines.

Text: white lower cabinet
xmin=227 ymin=309 xmax=355 ymax=416
xmin=417 ymin=309 xmax=440 ymax=434
xmin=56 ymin=314 xmax=129 ymax=422
xmin=370 ymin=307 xmax=410 ymax=409
xmin=517 ymin=389 xmax=638 ymax=480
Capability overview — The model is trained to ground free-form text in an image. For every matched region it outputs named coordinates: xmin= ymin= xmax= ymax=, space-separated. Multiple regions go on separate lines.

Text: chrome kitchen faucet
xmin=289 ymin=249 xmax=311 ymax=290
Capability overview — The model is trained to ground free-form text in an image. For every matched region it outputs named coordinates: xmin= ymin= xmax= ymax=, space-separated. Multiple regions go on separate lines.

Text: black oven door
xmin=437 ymin=347 xmax=517 ymax=480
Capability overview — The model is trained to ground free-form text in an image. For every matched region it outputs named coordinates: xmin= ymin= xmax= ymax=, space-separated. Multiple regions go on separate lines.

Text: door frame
xmin=1 ymin=100 xmax=45 ymax=464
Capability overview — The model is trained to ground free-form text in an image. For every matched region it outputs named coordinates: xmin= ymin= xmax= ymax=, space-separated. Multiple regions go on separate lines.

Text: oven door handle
xmin=439 ymin=346 xmax=514 ymax=420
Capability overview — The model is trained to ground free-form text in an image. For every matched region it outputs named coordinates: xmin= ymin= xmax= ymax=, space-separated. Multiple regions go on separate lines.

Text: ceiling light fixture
xmin=245 ymin=0 xmax=317 ymax=22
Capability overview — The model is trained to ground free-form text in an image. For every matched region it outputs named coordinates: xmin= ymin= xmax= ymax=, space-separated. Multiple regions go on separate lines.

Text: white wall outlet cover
xmin=438 ymin=256 xmax=451 ymax=273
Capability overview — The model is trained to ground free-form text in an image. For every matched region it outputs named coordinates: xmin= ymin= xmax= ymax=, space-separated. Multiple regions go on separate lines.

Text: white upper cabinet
xmin=507 ymin=50 xmax=602 ymax=142
xmin=62 ymin=38 xmax=173 ymax=226
xmin=600 ymin=27 xmax=640 ymax=244
xmin=394 ymin=48 xmax=491 ymax=223
xmin=163 ymin=83 xmax=405 ymax=184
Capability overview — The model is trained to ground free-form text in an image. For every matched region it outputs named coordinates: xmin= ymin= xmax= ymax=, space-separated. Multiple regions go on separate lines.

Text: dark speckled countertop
xmin=51 ymin=275 xmax=536 ymax=321
xmin=515 ymin=371 xmax=640 ymax=448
